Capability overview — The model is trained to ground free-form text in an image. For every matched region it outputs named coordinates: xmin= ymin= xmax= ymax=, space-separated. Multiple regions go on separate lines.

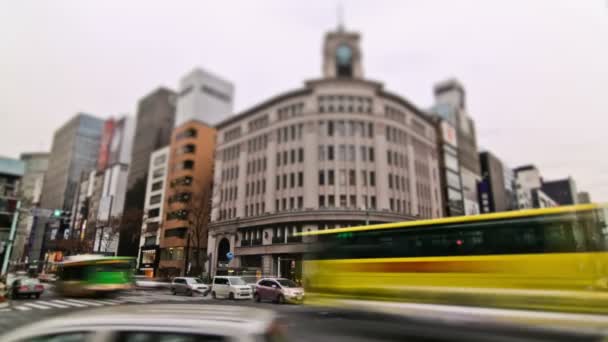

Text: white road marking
xmin=36 ymin=300 xmax=70 ymax=308
xmin=51 ymin=299 xmax=87 ymax=307
xmin=63 ymin=299 xmax=103 ymax=307
xmin=87 ymin=299 xmax=118 ymax=305
xmin=22 ymin=302 xmax=52 ymax=310
xmin=0 ymin=308 xmax=12 ymax=312
xmin=14 ymin=305 xmax=31 ymax=311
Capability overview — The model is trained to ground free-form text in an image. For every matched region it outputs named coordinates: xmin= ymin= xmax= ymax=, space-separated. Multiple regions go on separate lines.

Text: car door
xmin=267 ymin=280 xmax=280 ymax=300
xmin=176 ymin=278 xmax=185 ymax=294
xmin=259 ymin=280 xmax=271 ymax=300
xmin=213 ymin=277 xmax=225 ymax=297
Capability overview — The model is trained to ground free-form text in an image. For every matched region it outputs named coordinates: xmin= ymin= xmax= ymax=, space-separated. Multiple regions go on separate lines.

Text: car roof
xmin=0 ymin=304 xmax=276 ymax=341
xmin=214 ymin=276 xmax=242 ymax=278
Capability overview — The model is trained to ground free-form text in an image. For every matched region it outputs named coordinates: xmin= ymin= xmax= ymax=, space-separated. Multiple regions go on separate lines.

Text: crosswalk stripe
xmin=51 ymin=299 xmax=87 ymax=308
xmin=0 ymin=308 xmax=12 ymax=312
xmin=36 ymin=301 xmax=70 ymax=308
xmin=15 ymin=306 xmax=31 ymax=311
xmin=63 ymin=299 xmax=103 ymax=306
xmin=23 ymin=302 xmax=51 ymax=310
xmin=88 ymin=299 xmax=117 ymax=305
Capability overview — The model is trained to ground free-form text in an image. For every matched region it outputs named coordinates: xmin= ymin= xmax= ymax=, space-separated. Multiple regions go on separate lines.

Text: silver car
xmin=0 ymin=304 xmax=287 ymax=341
xmin=171 ymin=277 xmax=210 ymax=296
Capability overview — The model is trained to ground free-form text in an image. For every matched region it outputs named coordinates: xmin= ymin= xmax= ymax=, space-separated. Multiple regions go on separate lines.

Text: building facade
xmin=513 ymin=165 xmax=557 ymax=209
xmin=478 ymin=151 xmax=515 ymax=213
xmin=207 ymin=27 xmax=443 ymax=280
xmin=137 ymin=146 xmax=170 ymax=277
xmin=0 ymin=157 xmax=25 ymax=269
xmin=13 ymin=153 xmax=49 ymax=264
xmin=31 ymin=113 xmax=104 ymax=265
xmin=432 ymin=80 xmax=481 ymax=215
xmin=158 ymin=121 xmax=217 ymax=277
xmin=578 ymin=191 xmax=591 ymax=204
xmin=119 ymin=88 xmax=176 ymax=257
xmin=541 ymin=177 xmax=578 ymax=206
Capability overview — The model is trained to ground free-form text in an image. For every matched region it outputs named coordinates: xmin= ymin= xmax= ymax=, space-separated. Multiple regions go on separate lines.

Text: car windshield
xmin=277 ymin=279 xmax=298 ymax=287
xmin=229 ymin=277 xmax=246 ymax=285
xmin=186 ymin=278 xmax=204 ymax=284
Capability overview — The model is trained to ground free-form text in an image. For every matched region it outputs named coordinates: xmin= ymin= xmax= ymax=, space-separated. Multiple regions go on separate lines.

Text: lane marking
xmin=23 ymin=302 xmax=52 ymax=310
xmin=14 ymin=306 xmax=31 ymax=311
xmin=36 ymin=300 xmax=70 ymax=308
xmin=51 ymin=299 xmax=87 ymax=308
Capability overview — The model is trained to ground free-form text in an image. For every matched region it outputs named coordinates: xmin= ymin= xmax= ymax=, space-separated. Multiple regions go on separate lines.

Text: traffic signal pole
xmin=1 ymin=201 xmax=21 ymax=276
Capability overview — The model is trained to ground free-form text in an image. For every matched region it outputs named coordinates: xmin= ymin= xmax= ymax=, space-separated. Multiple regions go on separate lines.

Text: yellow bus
xmin=302 ymin=204 xmax=608 ymax=314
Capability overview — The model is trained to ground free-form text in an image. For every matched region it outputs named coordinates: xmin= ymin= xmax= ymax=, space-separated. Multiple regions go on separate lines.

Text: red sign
xmin=97 ymin=119 xmax=115 ymax=170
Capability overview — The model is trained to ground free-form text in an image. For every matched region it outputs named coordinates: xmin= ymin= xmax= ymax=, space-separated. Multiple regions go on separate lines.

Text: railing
xmin=240 ymin=239 xmax=251 ymax=247
xmin=272 ymin=236 xmax=284 ymax=244
xmin=251 ymin=238 xmax=263 ymax=246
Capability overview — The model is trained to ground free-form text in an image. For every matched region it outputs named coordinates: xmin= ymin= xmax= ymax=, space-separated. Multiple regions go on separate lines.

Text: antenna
xmin=337 ymin=3 xmax=344 ymax=31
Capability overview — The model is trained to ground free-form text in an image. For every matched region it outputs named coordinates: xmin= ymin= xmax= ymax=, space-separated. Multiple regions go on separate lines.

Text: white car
xmin=171 ymin=277 xmax=210 ymax=296
xmin=211 ymin=276 xmax=253 ymax=300
xmin=0 ymin=304 xmax=286 ymax=342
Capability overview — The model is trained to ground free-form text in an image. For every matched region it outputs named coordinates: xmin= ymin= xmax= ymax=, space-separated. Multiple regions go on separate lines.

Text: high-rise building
xmin=30 ymin=113 xmax=104 ymax=265
xmin=13 ymin=153 xmax=49 ymax=264
xmin=174 ymin=69 xmax=234 ymax=127
xmin=151 ymin=68 xmax=231 ymax=277
xmin=478 ymin=151 xmax=515 ymax=213
xmin=159 ymin=122 xmax=217 ymax=277
xmin=118 ymin=88 xmax=176 ymax=257
xmin=0 ymin=157 xmax=25 ymax=268
xmin=541 ymin=177 xmax=578 ymax=206
xmin=207 ymin=26 xmax=443 ymax=279
xmin=431 ymin=80 xmax=481 ymax=216
xmin=137 ymin=146 xmax=170 ymax=277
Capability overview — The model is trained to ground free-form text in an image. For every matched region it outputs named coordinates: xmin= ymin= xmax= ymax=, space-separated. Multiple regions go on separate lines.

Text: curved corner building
xmin=208 ymin=26 xmax=444 ymax=278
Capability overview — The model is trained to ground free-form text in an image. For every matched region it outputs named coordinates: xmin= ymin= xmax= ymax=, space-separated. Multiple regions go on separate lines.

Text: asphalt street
xmin=1 ymin=288 xmax=605 ymax=342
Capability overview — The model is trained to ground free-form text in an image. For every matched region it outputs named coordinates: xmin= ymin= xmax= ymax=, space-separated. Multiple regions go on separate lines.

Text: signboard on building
xmin=440 ymin=121 xmax=458 ymax=148
xmin=97 ymin=119 xmax=115 ymax=171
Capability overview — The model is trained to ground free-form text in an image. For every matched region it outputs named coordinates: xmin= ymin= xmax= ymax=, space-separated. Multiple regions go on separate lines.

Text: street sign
xmin=226 ymin=252 xmax=234 ymax=261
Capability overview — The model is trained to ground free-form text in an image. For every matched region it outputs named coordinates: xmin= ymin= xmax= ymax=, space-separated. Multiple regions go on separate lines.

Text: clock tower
xmin=322 ymin=26 xmax=364 ymax=79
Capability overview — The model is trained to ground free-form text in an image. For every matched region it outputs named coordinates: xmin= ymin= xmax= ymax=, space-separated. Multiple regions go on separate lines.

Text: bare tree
xmin=167 ymin=181 xmax=217 ymax=278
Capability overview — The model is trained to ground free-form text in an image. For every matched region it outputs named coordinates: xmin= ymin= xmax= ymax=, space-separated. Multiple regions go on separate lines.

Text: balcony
xmin=272 ymin=236 xmax=284 ymax=244
xmin=251 ymin=238 xmax=262 ymax=246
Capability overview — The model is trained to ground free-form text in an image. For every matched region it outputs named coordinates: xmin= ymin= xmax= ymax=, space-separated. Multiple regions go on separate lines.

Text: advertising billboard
xmin=97 ymin=119 xmax=115 ymax=170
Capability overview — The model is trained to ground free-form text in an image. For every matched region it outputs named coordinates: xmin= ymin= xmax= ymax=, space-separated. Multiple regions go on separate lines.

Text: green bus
xmin=55 ymin=255 xmax=135 ymax=297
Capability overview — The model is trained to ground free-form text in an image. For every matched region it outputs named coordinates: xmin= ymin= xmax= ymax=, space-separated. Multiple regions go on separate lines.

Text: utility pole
xmin=1 ymin=201 xmax=21 ymax=276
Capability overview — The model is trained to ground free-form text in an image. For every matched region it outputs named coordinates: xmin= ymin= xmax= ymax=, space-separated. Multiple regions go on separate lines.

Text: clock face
xmin=336 ymin=44 xmax=353 ymax=66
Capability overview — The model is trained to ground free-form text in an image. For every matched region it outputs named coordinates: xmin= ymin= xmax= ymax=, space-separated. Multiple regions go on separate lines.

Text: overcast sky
xmin=1 ymin=0 xmax=607 ymax=201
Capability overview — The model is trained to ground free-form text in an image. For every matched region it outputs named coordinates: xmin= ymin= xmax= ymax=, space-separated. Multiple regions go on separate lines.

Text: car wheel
xmin=35 ymin=293 xmax=41 ymax=299
xmin=187 ymin=289 xmax=193 ymax=297
xmin=277 ymin=294 xmax=285 ymax=304
xmin=228 ymin=292 xmax=235 ymax=300
xmin=171 ymin=289 xmax=176 ymax=295
xmin=212 ymin=291 xmax=216 ymax=299
xmin=254 ymin=293 xmax=261 ymax=302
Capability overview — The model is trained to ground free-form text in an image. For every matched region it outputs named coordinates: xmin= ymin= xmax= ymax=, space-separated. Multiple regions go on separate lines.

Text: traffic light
xmin=53 ymin=209 xmax=62 ymax=217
